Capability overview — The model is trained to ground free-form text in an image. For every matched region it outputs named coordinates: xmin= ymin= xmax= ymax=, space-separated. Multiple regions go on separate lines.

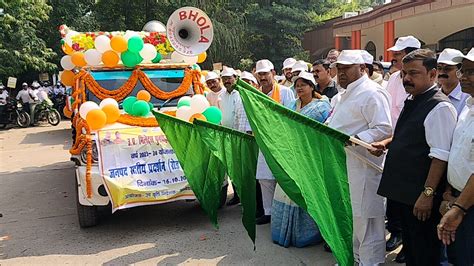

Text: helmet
xmin=22 ymin=82 xmax=28 ymax=87
xmin=0 ymin=84 xmax=5 ymax=90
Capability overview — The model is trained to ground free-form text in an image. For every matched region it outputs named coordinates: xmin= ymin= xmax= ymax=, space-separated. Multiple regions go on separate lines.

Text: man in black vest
xmin=370 ymin=49 xmax=458 ymax=265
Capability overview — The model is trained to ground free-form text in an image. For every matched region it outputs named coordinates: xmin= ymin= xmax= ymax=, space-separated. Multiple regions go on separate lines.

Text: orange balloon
xmin=189 ymin=113 xmax=207 ymax=123
xmin=136 ymin=90 xmax=151 ymax=102
xmin=110 ymin=36 xmax=128 ymax=52
xmin=86 ymin=109 xmax=107 ymax=130
xmin=62 ymin=44 xmax=73 ymax=55
xmin=101 ymin=104 xmax=120 ymax=124
xmin=71 ymin=52 xmax=87 ymax=67
xmin=102 ymin=50 xmax=119 ymax=67
xmin=63 ymin=106 xmax=73 ymax=119
xmin=61 ymin=70 xmax=75 ymax=86
xmin=197 ymin=52 xmax=207 ymax=63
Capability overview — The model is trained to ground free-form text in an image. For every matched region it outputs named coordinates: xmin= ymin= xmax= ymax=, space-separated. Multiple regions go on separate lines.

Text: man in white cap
xmin=437 ymin=48 xmax=469 ymax=116
xmin=438 ymin=47 xmax=474 ymax=266
xmin=386 ymin=35 xmax=421 ymax=126
xmin=241 ymin=71 xmax=259 ymax=88
xmin=326 ymin=50 xmax=392 ymax=265
xmin=205 ymin=71 xmax=224 ymax=107
xmin=280 ymin=58 xmax=296 ymax=87
xmin=359 ymin=50 xmax=384 ymax=86
xmin=0 ymin=83 xmax=8 ymax=115
xmin=16 ymin=82 xmax=38 ymax=124
xmin=219 ymin=66 xmax=250 ymax=206
xmin=289 ymin=60 xmax=309 ymax=97
xmin=254 ymin=59 xmax=295 ymax=224
xmin=382 ymin=36 xmax=421 ymax=262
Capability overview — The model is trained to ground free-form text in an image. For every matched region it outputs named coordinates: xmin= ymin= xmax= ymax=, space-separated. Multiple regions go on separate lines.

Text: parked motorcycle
xmin=50 ymin=93 xmax=66 ymax=118
xmin=33 ymin=100 xmax=61 ymax=126
xmin=0 ymin=99 xmax=31 ymax=129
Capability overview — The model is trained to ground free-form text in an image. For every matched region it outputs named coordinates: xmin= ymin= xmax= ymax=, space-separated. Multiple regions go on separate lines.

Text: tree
xmin=0 ymin=0 xmax=56 ymax=79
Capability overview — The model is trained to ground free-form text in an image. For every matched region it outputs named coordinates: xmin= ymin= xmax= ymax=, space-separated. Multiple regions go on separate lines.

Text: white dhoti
xmin=256 ymin=151 xmax=276 ymax=216
xmin=353 ymin=216 xmax=386 ymax=265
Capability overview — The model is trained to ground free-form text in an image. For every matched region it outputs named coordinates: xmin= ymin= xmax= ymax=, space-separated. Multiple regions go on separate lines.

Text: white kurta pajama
xmin=206 ymin=87 xmax=224 ymax=107
xmin=327 ymin=75 xmax=392 ymax=265
xmin=256 ymin=84 xmax=295 ymax=216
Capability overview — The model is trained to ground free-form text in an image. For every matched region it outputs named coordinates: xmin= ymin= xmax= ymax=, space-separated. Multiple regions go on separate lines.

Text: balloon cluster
xmin=59 ymin=25 xmax=208 ymax=87
xmin=79 ymin=98 xmax=120 ymax=131
xmin=176 ymin=95 xmax=222 ymax=125
xmin=122 ymin=90 xmax=153 ymax=117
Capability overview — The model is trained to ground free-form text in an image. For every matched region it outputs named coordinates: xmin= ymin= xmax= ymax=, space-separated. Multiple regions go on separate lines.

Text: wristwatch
xmin=423 ymin=186 xmax=435 ymax=197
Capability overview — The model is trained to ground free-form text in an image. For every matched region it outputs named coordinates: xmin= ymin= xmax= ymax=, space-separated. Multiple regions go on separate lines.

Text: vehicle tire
xmin=219 ymin=183 xmax=229 ymax=208
xmin=47 ymin=109 xmax=61 ymax=126
xmin=17 ymin=112 xmax=30 ymax=128
xmin=76 ymin=180 xmax=99 ymax=228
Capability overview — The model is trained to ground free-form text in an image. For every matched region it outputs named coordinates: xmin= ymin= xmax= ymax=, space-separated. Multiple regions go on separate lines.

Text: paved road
xmin=0 ymin=122 xmax=400 ymax=265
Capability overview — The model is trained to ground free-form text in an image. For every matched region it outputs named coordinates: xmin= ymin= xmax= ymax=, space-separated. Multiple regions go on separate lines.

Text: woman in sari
xmin=271 ymin=71 xmax=331 ymax=248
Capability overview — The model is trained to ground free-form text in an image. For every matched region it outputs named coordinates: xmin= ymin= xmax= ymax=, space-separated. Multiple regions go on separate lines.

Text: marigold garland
xmin=116 ymin=110 xmax=176 ymax=127
xmin=69 ymin=116 xmax=93 ymax=198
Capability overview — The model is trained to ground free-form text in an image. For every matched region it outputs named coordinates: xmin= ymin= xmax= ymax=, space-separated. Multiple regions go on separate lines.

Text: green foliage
xmin=0 ymin=0 xmax=57 ymax=78
xmin=1 ymin=0 xmax=380 ymax=79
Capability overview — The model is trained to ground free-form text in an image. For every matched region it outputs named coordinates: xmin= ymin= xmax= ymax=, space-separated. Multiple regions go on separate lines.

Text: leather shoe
xmin=256 ymin=215 xmax=271 ymax=225
xmin=395 ymin=250 xmax=405 ymax=263
xmin=386 ymin=233 xmax=402 ymax=251
xmin=226 ymin=197 xmax=240 ymax=206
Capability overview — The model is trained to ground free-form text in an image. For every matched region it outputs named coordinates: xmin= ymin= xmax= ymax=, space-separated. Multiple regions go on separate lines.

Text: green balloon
xmin=122 ymin=96 xmax=137 ymax=114
xmin=191 ymin=64 xmax=201 ymax=71
xmin=132 ymin=100 xmax=150 ymax=117
xmin=121 ymin=51 xmax=140 ymax=68
xmin=177 ymin=98 xmax=191 ymax=108
xmin=148 ymin=102 xmax=154 ymax=110
xmin=128 ymin=36 xmax=144 ymax=53
xmin=152 ymin=53 xmax=162 ymax=63
xmin=202 ymin=106 xmax=222 ymax=125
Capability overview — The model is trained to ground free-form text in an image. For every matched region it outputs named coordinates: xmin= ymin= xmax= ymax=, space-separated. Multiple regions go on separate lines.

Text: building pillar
xmin=351 ymin=30 xmax=361 ymax=49
xmin=384 ymin=20 xmax=395 ymax=62
xmin=335 ymin=36 xmax=341 ymax=51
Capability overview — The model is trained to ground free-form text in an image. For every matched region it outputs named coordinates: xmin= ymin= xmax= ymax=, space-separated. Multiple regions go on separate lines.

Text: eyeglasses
xmin=456 ymin=68 xmax=474 ymax=78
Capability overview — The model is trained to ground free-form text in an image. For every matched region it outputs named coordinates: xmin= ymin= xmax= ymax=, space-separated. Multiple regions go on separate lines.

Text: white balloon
xmin=170 ymin=52 xmax=198 ymax=65
xmin=79 ymin=101 xmax=100 ymax=119
xmin=60 ymin=55 xmax=75 ymax=70
xmin=139 ymin=43 xmax=158 ymax=62
xmin=176 ymin=106 xmax=193 ymax=121
xmin=124 ymin=30 xmax=139 ymax=40
xmin=94 ymin=35 xmax=111 ymax=53
xmin=65 ymin=31 xmax=78 ymax=46
xmin=99 ymin=98 xmax=119 ymax=109
xmin=189 ymin=94 xmax=210 ymax=114
xmin=84 ymin=49 xmax=102 ymax=66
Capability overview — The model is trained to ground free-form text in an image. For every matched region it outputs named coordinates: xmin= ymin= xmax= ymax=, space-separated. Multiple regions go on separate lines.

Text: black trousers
xmin=386 ymin=199 xmax=403 ymax=234
xmin=392 ymin=199 xmax=442 ymax=266
xmin=256 ymin=180 xmax=264 ymax=218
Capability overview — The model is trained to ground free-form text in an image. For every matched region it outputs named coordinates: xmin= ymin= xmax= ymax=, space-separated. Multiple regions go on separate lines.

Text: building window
xmin=365 ymin=41 xmax=376 ymax=58
xmin=439 ymin=27 xmax=474 ymax=53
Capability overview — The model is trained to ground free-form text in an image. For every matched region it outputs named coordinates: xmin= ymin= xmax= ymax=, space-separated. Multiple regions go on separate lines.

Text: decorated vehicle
xmin=62 ymin=7 xmax=225 ymax=227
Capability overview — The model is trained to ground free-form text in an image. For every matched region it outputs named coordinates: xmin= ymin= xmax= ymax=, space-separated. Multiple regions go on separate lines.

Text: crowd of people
xmin=203 ymin=36 xmax=473 ymax=266
xmin=0 ymin=81 xmax=67 ymax=126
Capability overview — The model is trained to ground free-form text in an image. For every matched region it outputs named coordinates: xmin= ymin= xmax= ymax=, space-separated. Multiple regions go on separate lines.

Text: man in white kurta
xmin=327 ymin=50 xmax=392 ymax=265
xmin=204 ymin=71 xmax=224 ymax=107
xmin=254 ymin=59 xmax=295 ymax=224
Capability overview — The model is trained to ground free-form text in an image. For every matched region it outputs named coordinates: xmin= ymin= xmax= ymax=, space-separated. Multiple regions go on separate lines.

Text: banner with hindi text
xmin=96 ymin=126 xmax=195 ymax=212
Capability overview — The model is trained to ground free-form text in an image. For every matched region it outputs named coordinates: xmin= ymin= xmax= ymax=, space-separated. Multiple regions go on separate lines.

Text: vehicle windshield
xmin=87 ymin=69 xmax=193 ymax=108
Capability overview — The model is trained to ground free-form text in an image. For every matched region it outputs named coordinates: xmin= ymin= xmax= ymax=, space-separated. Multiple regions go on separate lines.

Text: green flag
xmin=153 ymin=111 xmax=226 ymax=228
xmin=194 ymin=119 xmax=258 ymax=246
xmin=236 ymin=79 xmax=354 ymax=266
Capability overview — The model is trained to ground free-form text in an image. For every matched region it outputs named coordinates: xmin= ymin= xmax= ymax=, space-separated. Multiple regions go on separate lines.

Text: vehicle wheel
xmin=75 ymin=177 xmax=99 ymax=228
xmin=17 ymin=112 xmax=31 ymax=128
xmin=219 ymin=183 xmax=229 ymax=208
xmin=47 ymin=109 xmax=61 ymax=126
